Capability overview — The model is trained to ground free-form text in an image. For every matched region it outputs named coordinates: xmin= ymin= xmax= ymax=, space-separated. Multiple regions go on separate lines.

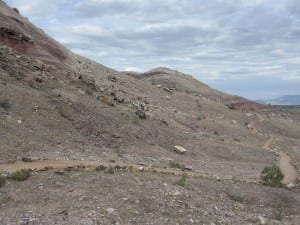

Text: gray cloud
xmin=5 ymin=0 xmax=300 ymax=99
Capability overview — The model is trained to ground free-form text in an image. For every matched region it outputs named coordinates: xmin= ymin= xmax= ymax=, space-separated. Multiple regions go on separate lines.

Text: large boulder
xmin=174 ymin=145 xmax=188 ymax=154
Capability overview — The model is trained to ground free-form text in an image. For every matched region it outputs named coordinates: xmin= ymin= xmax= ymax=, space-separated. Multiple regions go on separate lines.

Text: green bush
xmin=260 ymin=165 xmax=284 ymax=186
xmin=85 ymin=88 xmax=93 ymax=96
xmin=169 ymin=161 xmax=185 ymax=170
xmin=11 ymin=169 xmax=30 ymax=181
xmin=196 ymin=114 xmax=205 ymax=120
xmin=0 ymin=173 xmax=6 ymax=187
xmin=175 ymin=173 xmax=187 ymax=187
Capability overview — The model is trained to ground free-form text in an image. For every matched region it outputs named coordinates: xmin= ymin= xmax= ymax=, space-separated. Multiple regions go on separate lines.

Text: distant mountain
xmin=259 ymin=95 xmax=300 ymax=105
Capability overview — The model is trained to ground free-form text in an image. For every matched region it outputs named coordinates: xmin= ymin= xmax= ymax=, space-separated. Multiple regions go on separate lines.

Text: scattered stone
xmin=138 ymin=166 xmax=144 ymax=172
xmin=166 ymin=96 xmax=171 ymax=100
xmin=257 ymin=215 xmax=266 ymax=225
xmin=160 ymin=119 xmax=168 ymax=126
xmin=101 ymin=95 xmax=114 ymax=106
xmin=106 ymin=208 xmax=115 ymax=215
xmin=81 ymin=218 xmax=93 ymax=225
xmin=170 ymin=190 xmax=181 ymax=196
xmin=217 ymin=177 xmax=221 ymax=182
xmin=112 ymin=134 xmax=121 ymax=138
xmin=135 ymin=109 xmax=146 ymax=119
xmin=108 ymin=75 xmax=118 ymax=82
xmin=163 ymin=87 xmax=172 ymax=93
xmin=96 ymin=165 xmax=106 ymax=171
xmin=184 ymin=165 xmax=193 ymax=171
xmin=17 ymin=120 xmax=22 ymax=124
xmin=22 ymin=157 xmax=33 ymax=163
xmin=286 ymin=183 xmax=295 ymax=189
xmin=174 ymin=145 xmax=188 ymax=154
xmin=54 ymin=171 xmax=65 ymax=175
xmin=32 ymin=60 xmax=44 ymax=70
xmin=34 ymin=77 xmax=42 ymax=83
xmin=78 ymin=74 xmax=97 ymax=90
xmin=157 ymin=84 xmax=162 ymax=88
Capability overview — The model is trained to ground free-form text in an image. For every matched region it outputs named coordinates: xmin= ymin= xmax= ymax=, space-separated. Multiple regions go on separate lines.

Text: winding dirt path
xmin=0 ymin=113 xmax=297 ymax=186
xmin=250 ymin=114 xmax=298 ymax=185
xmin=0 ymin=159 xmax=258 ymax=184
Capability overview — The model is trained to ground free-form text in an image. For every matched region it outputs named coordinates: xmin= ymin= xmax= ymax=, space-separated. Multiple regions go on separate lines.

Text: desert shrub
xmin=196 ymin=114 xmax=205 ymax=120
xmin=59 ymin=109 xmax=73 ymax=121
xmin=176 ymin=173 xmax=187 ymax=187
xmin=85 ymin=88 xmax=93 ymax=96
xmin=0 ymin=173 xmax=6 ymax=187
xmin=169 ymin=161 xmax=185 ymax=170
xmin=213 ymin=131 xmax=219 ymax=136
xmin=104 ymin=167 xmax=115 ymax=174
xmin=0 ymin=99 xmax=11 ymax=111
xmin=260 ymin=165 xmax=284 ymax=186
xmin=11 ymin=169 xmax=30 ymax=181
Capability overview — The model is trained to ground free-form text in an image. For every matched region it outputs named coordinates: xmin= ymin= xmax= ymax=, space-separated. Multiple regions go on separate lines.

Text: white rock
xmin=286 ymin=183 xmax=295 ymax=189
xmin=258 ymin=215 xmax=266 ymax=225
xmin=17 ymin=120 xmax=22 ymax=124
xmin=106 ymin=208 xmax=115 ymax=215
xmin=174 ymin=145 xmax=188 ymax=154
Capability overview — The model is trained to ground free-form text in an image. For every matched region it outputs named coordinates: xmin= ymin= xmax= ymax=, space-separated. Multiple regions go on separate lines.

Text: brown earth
xmin=0 ymin=1 xmax=299 ymax=224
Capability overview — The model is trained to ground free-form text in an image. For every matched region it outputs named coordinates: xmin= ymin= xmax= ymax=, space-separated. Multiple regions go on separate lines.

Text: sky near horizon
xmin=5 ymin=0 xmax=300 ymax=100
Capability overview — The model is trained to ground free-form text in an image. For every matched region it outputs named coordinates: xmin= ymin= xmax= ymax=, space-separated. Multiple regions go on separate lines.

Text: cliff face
xmin=0 ymin=1 xmax=71 ymax=68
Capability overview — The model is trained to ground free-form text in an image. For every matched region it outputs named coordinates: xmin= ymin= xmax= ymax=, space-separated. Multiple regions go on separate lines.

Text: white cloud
xmin=4 ymin=0 xmax=300 ymax=99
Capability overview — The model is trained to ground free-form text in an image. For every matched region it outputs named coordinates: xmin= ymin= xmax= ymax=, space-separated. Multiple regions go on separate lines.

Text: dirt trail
xmin=252 ymin=114 xmax=298 ymax=185
xmin=0 ymin=159 xmax=258 ymax=184
xmin=247 ymin=114 xmax=265 ymax=135
xmin=0 ymin=113 xmax=297 ymax=186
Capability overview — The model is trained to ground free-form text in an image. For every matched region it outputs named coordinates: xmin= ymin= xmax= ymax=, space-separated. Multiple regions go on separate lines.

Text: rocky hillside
xmin=0 ymin=1 xmax=300 ymax=224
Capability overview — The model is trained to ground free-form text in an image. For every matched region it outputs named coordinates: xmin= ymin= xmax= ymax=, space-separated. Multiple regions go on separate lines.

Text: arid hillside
xmin=0 ymin=1 xmax=299 ymax=224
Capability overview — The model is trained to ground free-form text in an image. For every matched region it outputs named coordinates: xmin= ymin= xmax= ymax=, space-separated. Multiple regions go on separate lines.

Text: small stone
xmin=170 ymin=190 xmax=181 ymax=196
xmin=112 ymin=134 xmax=121 ymax=138
xmin=286 ymin=183 xmax=295 ymax=189
xmin=106 ymin=208 xmax=115 ymax=215
xmin=135 ymin=109 xmax=146 ymax=119
xmin=81 ymin=218 xmax=93 ymax=225
xmin=258 ymin=215 xmax=266 ymax=225
xmin=22 ymin=157 xmax=33 ymax=162
xmin=184 ymin=165 xmax=193 ymax=171
xmin=157 ymin=84 xmax=162 ymax=88
xmin=54 ymin=171 xmax=65 ymax=175
xmin=17 ymin=120 xmax=22 ymax=124
xmin=96 ymin=165 xmax=106 ymax=171
xmin=138 ymin=166 xmax=144 ymax=172
xmin=108 ymin=75 xmax=118 ymax=82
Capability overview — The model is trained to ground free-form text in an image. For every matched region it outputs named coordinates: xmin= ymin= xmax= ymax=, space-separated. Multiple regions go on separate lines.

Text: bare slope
xmin=0 ymin=2 xmax=300 ymax=224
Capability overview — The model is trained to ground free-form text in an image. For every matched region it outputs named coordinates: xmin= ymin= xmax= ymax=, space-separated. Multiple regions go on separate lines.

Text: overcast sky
xmin=5 ymin=0 xmax=300 ymax=100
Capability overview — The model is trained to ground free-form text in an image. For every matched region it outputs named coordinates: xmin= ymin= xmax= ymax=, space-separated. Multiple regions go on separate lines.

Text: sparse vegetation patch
xmin=0 ymin=99 xmax=11 ymax=111
xmin=0 ymin=173 xmax=6 ymax=187
xmin=175 ymin=173 xmax=187 ymax=187
xmin=260 ymin=165 xmax=284 ymax=186
xmin=11 ymin=169 xmax=30 ymax=181
xmin=169 ymin=160 xmax=185 ymax=170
